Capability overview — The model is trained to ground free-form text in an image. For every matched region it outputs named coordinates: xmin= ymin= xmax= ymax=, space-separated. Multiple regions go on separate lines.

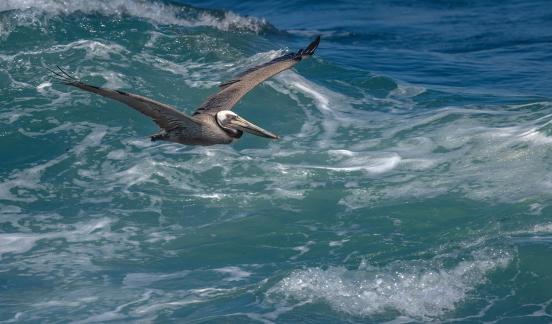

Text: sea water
xmin=1 ymin=0 xmax=552 ymax=322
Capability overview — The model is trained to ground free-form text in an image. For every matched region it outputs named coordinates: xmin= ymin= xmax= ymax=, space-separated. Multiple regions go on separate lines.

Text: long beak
xmin=229 ymin=116 xmax=279 ymax=139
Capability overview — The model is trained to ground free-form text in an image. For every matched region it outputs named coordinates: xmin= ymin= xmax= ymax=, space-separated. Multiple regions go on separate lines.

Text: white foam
xmin=0 ymin=123 xmax=107 ymax=202
xmin=0 ymin=0 xmax=268 ymax=34
xmin=292 ymin=81 xmax=331 ymax=112
xmin=134 ymin=50 xmax=286 ymax=90
xmin=330 ymin=155 xmax=401 ymax=173
xmin=328 ymin=239 xmax=349 ymax=247
xmin=268 ymin=249 xmax=512 ymax=320
xmin=36 ymin=81 xmax=51 ymax=92
xmin=0 ymin=110 xmax=23 ymax=124
xmin=86 ymin=71 xmax=130 ymax=89
xmin=33 ymin=297 xmax=98 ymax=308
xmin=73 ymin=125 xmax=107 ymax=156
xmin=1 ymin=39 xmax=127 ymax=63
xmin=291 ymin=241 xmax=315 ymax=260
xmin=270 ymin=188 xmax=304 ymax=199
xmin=123 ymin=271 xmax=191 ymax=287
xmin=0 ymin=234 xmax=40 ymax=255
xmin=193 ymin=193 xmax=225 ymax=200
xmin=328 ymin=149 xmax=357 ymax=157
xmin=213 ymin=266 xmax=252 ymax=281
xmin=518 ymin=127 xmax=552 ymax=145
xmin=110 ymin=161 xmax=159 ymax=189
xmin=106 ymin=149 xmax=127 ymax=160
xmin=136 ymin=53 xmax=221 ymax=89
xmin=293 ymin=151 xmax=402 ymax=174
xmin=144 ymin=31 xmax=162 ymax=48
xmin=132 ymin=299 xmax=202 ymax=315
xmin=57 ymin=39 xmax=128 ymax=60
xmin=531 ymin=223 xmax=552 ymax=233
xmin=388 ymin=83 xmax=426 ymax=99
xmin=0 ymin=152 xmax=66 ymax=202
xmin=0 ymin=218 xmax=111 ymax=257
xmin=528 ymin=203 xmax=544 ymax=215
xmin=72 ymin=291 xmax=153 ymax=323
xmin=278 ymin=72 xmax=348 ymax=145
xmin=130 ymin=288 xmax=236 ymax=316
xmin=329 ymin=100 xmax=552 ymax=205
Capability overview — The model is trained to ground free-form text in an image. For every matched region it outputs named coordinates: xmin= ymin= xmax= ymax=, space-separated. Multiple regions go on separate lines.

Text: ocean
xmin=1 ymin=0 xmax=552 ymax=322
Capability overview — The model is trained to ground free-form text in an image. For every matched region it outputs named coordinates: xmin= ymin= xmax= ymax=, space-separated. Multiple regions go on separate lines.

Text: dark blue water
xmin=1 ymin=0 xmax=552 ymax=322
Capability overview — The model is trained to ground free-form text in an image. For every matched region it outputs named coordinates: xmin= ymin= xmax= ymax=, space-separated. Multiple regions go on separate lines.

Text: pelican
xmin=49 ymin=36 xmax=320 ymax=146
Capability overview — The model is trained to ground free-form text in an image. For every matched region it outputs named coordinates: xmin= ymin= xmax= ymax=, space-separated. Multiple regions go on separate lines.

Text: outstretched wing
xmin=193 ymin=36 xmax=320 ymax=116
xmin=49 ymin=67 xmax=199 ymax=130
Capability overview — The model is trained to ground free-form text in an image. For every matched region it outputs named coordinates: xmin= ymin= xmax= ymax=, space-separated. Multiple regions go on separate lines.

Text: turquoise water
xmin=1 ymin=0 xmax=552 ymax=322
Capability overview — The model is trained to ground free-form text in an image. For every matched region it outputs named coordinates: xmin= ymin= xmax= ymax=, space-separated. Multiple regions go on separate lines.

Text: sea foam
xmin=0 ymin=0 xmax=269 ymax=34
xmin=268 ymin=248 xmax=512 ymax=320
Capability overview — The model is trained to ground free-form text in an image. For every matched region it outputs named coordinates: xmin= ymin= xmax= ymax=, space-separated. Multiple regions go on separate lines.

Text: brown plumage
xmin=49 ymin=36 xmax=321 ymax=146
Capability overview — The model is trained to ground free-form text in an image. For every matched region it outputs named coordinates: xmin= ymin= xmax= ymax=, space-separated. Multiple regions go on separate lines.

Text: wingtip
xmin=304 ymin=35 xmax=321 ymax=56
xmin=47 ymin=64 xmax=83 ymax=84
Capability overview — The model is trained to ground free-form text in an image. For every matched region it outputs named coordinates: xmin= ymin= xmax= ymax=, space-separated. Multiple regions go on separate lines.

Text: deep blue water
xmin=1 ymin=0 xmax=552 ymax=322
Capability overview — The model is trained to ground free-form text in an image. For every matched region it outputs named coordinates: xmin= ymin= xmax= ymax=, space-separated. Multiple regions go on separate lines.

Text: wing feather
xmin=193 ymin=36 xmax=320 ymax=116
xmin=51 ymin=68 xmax=199 ymax=130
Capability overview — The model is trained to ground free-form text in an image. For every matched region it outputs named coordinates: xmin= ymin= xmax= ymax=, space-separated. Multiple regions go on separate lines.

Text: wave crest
xmin=267 ymin=248 xmax=512 ymax=320
xmin=0 ymin=0 xmax=270 ymax=34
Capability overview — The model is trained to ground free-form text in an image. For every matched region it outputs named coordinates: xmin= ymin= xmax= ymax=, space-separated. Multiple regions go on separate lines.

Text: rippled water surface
xmin=1 ymin=0 xmax=552 ymax=322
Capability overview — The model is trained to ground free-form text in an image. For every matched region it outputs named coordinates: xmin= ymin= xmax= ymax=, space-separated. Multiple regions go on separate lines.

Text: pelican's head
xmin=216 ymin=110 xmax=279 ymax=140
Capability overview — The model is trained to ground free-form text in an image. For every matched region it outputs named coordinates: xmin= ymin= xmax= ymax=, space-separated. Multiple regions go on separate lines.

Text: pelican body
xmin=50 ymin=36 xmax=321 ymax=146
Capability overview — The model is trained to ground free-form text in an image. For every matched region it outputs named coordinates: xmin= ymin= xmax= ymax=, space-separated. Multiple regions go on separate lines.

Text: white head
xmin=215 ymin=110 xmax=279 ymax=139
xmin=216 ymin=111 xmax=239 ymax=130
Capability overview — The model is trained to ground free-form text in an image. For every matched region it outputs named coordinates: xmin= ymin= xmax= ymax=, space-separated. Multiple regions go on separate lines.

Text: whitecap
xmin=0 ymin=0 xmax=268 ymax=34
xmin=267 ymin=248 xmax=512 ymax=320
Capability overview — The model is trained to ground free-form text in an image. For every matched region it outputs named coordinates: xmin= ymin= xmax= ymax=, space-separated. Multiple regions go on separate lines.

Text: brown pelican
xmin=49 ymin=36 xmax=320 ymax=146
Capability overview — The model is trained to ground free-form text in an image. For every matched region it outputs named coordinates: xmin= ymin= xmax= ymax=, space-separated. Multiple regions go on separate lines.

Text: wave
xmin=267 ymin=247 xmax=512 ymax=320
xmin=0 ymin=0 xmax=271 ymax=36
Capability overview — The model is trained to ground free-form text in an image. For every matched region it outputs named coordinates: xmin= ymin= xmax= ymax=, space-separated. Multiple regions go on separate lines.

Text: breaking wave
xmin=268 ymin=248 xmax=512 ymax=320
xmin=0 ymin=0 xmax=271 ymax=36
